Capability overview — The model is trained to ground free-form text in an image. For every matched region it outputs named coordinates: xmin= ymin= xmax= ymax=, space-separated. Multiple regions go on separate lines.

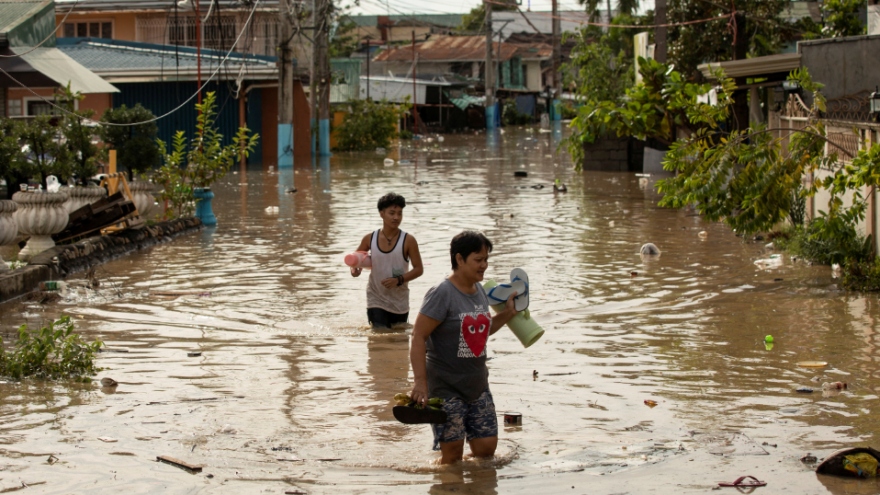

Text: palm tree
xmin=581 ymin=0 xmax=640 ymax=21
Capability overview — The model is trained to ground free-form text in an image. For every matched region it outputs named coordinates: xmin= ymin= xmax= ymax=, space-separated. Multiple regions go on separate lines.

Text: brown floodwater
xmin=1 ymin=126 xmax=879 ymax=494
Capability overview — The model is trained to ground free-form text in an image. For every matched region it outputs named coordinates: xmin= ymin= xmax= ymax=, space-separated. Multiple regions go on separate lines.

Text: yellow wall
xmin=56 ymin=12 xmax=139 ymax=40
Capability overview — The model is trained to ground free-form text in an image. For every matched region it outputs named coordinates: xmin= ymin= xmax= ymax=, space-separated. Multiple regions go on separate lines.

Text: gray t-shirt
xmin=419 ymin=279 xmax=493 ymax=403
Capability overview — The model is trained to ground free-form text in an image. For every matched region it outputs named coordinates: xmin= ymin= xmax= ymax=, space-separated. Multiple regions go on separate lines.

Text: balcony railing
xmin=136 ymin=13 xmax=279 ymax=57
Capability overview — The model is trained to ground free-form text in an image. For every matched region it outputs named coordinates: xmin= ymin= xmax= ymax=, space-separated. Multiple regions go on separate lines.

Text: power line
xmin=0 ymin=0 xmax=262 ymax=127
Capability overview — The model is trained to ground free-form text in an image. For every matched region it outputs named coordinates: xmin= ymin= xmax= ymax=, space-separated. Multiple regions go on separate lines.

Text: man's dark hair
xmin=450 ymin=231 xmax=493 ymax=269
xmin=378 ymin=192 xmax=406 ymax=211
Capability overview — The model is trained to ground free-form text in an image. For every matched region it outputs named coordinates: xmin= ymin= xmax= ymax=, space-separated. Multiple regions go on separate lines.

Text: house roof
xmin=373 ymin=35 xmax=520 ymax=63
xmin=698 ymin=53 xmax=801 ymax=80
xmin=349 ymin=13 xmax=463 ymax=29
xmin=0 ymin=0 xmax=54 ymax=47
xmin=10 ymin=45 xmax=119 ymax=92
xmin=54 ymin=0 xmax=279 ymax=14
xmin=0 ymin=0 xmax=46 ymax=33
xmin=56 ymin=37 xmax=279 ymax=82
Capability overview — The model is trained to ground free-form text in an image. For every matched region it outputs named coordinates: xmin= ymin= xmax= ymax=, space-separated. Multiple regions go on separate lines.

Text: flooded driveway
xmin=1 ymin=127 xmax=879 ymax=494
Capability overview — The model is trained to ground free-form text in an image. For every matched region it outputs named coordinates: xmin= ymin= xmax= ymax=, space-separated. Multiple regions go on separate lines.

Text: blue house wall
xmin=111 ymin=81 xmax=264 ymax=165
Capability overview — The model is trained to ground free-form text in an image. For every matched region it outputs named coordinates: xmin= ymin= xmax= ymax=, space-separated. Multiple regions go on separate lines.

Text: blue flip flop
xmin=487 ymin=268 xmax=529 ymax=312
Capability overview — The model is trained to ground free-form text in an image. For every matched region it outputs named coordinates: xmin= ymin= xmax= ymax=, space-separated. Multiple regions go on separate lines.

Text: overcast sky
xmin=351 ymin=0 xmax=655 ymax=16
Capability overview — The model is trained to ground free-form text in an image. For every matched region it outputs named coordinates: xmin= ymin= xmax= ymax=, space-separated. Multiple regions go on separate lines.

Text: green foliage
xmin=567 ymin=57 xmax=732 ymax=168
xmin=502 ymin=100 xmax=532 ymax=126
xmin=57 ymin=85 xmax=105 ymax=185
xmin=841 ymin=258 xmax=880 ymax=291
xmin=330 ymin=15 xmax=359 ymax=58
xmin=822 ymin=0 xmax=865 ymax=37
xmin=655 ymin=67 xmax=829 ymax=235
xmin=18 ymin=115 xmax=71 ymax=188
xmin=100 ymin=104 xmax=161 ymax=181
xmin=666 ymin=0 xmax=790 ymax=81
xmin=334 ymin=98 xmax=408 ymax=152
xmin=580 ymin=0 xmax=640 ymax=18
xmin=0 ymin=118 xmax=24 ymax=189
xmin=0 ymin=315 xmax=103 ymax=381
xmin=563 ymin=27 xmax=633 ymax=106
xmin=153 ymin=92 xmax=259 ymax=219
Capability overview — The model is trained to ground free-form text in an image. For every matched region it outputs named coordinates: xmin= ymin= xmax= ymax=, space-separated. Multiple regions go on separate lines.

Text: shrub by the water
xmin=334 ymin=99 xmax=408 ymax=152
xmin=0 ymin=315 xmax=103 ymax=380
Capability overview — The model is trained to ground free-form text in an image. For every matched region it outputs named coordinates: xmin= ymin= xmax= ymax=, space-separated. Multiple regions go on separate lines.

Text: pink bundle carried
xmin=344 ymin=251 xmax=372 ymax=269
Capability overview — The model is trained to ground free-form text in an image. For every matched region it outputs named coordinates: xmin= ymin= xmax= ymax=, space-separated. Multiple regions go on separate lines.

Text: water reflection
xmin=0 ymin=128 xmax=878 ymax=494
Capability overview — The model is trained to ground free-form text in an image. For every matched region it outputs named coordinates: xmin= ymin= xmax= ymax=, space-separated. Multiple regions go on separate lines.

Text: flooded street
xmin=2 ymin=126 xmax=880 ymax=494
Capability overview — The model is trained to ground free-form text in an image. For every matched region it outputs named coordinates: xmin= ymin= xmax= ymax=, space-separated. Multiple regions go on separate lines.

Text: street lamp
xmin=870 ymin=86 xmax=880 ymax=121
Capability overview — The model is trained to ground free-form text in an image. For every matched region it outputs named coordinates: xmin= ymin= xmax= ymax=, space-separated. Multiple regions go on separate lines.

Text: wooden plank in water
xmin=156 ymin=455 xmax=203 ymax=473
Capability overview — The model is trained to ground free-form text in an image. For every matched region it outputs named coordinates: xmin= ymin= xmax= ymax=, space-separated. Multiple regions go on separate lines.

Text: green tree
xmin=100 ymin=104 xmax=161 ymax=182
xmin=330 ymin=15 xmax=359 ymax=58
xmin=821 ymin=0 xmax=865 ymax=37
xmin=563 ymin=11 xmax=645 ymax=108
xmin=666 ymin=0 xmax=789 ymax=81
xmin=580 ymin=0 xmax=640 ymax=19
xmin=57 ymin=84 xmax=105 ymax=185
xmin=334 ymin=98 xmax=408 ymax=152
xmin=18 ymin=116 xmax=71 ymax=189
xmin=566 ymin=57 xmax=729 ymax=168
xmin=0 ymin=119 xmax=24 ymax=198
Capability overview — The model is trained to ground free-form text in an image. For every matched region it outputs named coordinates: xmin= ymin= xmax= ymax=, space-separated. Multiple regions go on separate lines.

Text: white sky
xmin=351 ymin=0 xmax=655 ymax=16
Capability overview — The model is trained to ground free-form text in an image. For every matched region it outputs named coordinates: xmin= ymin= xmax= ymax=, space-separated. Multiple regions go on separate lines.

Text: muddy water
xmin=2 ymin=127 xmax=880 ymax=494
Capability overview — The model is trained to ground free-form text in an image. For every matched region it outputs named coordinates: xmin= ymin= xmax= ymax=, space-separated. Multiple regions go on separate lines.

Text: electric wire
xmin=0 ymin=0 xmax=263 ymax=128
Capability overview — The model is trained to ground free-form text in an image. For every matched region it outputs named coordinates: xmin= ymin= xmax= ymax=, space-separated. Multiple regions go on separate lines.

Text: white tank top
xmin=367 ymin=229 xmax=411 ymax=314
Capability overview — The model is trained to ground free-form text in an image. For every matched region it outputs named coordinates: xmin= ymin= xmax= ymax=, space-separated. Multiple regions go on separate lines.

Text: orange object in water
xmin=344 ymin=251 xmax=372 ymax=269
xmin=644 ymin=400 xmax=658 ymax=408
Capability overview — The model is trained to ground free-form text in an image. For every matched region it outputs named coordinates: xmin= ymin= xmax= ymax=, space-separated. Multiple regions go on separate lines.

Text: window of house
xmin=8 ymin=99 xmax=21 ymax=117
xmin=63 ymin=21 xmax=112 ymax=39
xmin=169 ymin=15 xmax=236 ymax=50
xmin=28 ymin=100 xmax=56 ymax=116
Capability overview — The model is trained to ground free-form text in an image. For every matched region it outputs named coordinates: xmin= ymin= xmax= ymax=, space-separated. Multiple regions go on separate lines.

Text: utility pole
xmin=412 ymin=30 xmax=421 ymax=133
xmin=365 ymin=40 xmax=370 ymax=100
xmin=484 ymin=0 xmax=495 ymax=129
xmin=654 ymin=0 xmax=667 ymax=63
xmin=195 ymin=0 xmax=202 ymax=105
xmin=551 ymin=0 xmax=560 ymax=121
xmin=312 ymin=0 xmax=331 ymax=156
xmin=278 ymin=0 xmax=294 ymax=167
xmin=732 ymin=12 xmax=749 ymax=132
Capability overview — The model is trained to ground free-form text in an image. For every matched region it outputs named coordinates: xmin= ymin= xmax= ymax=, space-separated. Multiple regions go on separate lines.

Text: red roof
xmin=373 ymin=35 xmax=521 ymax=63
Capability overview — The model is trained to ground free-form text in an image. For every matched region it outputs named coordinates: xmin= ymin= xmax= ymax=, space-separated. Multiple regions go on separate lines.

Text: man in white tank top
xmin=350 ymin=193 xmax=424 ymax=328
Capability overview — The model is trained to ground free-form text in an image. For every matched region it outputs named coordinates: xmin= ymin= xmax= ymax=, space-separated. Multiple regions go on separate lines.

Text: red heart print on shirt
xmin=461 ymin=313 xmax=491 ymax=357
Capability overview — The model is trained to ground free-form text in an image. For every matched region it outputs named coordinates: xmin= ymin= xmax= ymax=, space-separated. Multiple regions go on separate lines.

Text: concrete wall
xmin=581 ymin=137 xmax=644 ymax=172
xmin=799 ymin=35 xmax=880 ymax=100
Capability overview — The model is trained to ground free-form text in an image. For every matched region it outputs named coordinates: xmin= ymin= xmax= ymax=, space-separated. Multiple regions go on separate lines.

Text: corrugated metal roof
xmin=11 ymin=46 xmax=119 ymax=93
xmin=0 ymin=0 xmax=44 ymax=34
xmin=54 ymin=0 xmax=279 ymax=13
xmin=698 ymin=53 xmax=801 ymax=80
xmin=349 ymin=14 xmax=463 ymax=28
xmin=373 ymin=35 xmax=520 ymax=63
xmin=56 ymin=37 xmax=278 ymax=81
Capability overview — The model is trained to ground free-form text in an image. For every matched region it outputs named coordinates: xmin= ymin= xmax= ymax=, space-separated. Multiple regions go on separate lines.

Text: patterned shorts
xmin=430 ymin=390 xmax=498 ymax=450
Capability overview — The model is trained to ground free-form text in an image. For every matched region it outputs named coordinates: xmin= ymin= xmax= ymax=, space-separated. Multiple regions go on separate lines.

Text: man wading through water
xmin=350 ymin=193 xmax=424 ymax=329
